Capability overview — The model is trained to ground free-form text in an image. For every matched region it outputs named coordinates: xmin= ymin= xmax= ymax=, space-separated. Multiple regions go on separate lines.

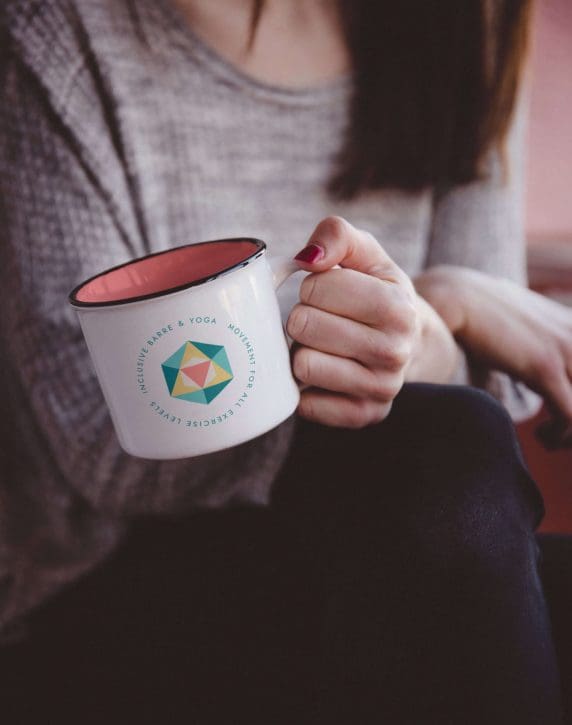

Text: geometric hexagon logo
xmin=161 ymin=340 xmax=233 ymax=404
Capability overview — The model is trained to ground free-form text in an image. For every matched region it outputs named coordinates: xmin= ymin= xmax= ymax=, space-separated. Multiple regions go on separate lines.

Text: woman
xmin=1 ymin=0 xmax=571 ymax=722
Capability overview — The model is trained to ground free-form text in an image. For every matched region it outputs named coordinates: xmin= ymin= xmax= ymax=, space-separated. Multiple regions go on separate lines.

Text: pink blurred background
xmin=521 ymin=0 xmax=572 ymax=534
xmin=526 ymin=0 xmax=572 ymax=244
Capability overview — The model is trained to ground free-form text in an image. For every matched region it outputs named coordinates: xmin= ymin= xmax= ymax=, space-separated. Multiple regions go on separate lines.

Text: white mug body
xmin=71 ymin=248 xmax=300 ymax=459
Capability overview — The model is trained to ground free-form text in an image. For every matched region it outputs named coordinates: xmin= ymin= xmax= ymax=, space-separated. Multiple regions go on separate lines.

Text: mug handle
xmin=269 ymin=256 xmax=300 ymax=290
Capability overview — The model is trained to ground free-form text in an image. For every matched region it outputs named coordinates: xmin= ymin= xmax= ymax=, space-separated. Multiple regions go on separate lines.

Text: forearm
xmin=414 ymin=265 xmax=572 ymax=426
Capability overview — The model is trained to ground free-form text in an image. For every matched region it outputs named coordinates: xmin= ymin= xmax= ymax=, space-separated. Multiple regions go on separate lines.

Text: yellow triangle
xmin=172 ymin=369 xmax=200 ymax=396
xmin=181 ymin=342 xmax=208 ymax=366
xmin=207 ymin=360 xmax=233 ymax=387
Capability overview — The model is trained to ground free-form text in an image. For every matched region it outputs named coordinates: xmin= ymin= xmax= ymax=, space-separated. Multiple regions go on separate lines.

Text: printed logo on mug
xmin=69 ymin=238 xmax=300 ymax=459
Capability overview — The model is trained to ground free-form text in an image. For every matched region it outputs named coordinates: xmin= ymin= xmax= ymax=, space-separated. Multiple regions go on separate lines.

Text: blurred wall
xmin=526 ymin=0 xmax=572 ymax=244
xmin=520 ymin=0 xmax=572 ymax=536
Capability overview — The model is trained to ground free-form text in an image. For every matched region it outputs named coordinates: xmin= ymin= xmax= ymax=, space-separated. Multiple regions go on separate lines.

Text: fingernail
xmin=294 ymin=243 xmax=324 ymax=264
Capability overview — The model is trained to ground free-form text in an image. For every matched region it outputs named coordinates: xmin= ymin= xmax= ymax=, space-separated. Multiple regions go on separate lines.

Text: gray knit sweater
xmin=0 ymin=0 xmax=538 ymax=638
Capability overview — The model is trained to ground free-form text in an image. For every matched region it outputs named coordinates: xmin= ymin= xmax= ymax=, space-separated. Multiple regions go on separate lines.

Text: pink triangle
xmin=182 ymin=361 xmax=211 ymax=388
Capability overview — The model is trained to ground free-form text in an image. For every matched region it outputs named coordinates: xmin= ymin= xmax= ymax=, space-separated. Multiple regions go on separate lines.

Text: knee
xmin=394 ymin=383 xmax=523 ymax=476
xmin=391 ymin=385 xmax=544 ymax=561
xmin=437 ymin=384 xmax=517 ymax=450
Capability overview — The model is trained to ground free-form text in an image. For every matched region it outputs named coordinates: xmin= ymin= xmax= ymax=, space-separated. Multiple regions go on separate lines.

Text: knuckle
xmin=386 ymin=339 xmax=413 ymax=371
xmin=402 ymin=302 xmax=419 ymax=336
xmin=386 ymin=288 xmax=418 ymax=334
xmin=369 ymin=292 xmax=417 ymax=341
xmin=292 ymin=347 xmax=314 ymax=383
xmin=365 ymin=330 xmax=387 ymax=363
xmin=299 ymin=273 xmax=319 ymax=306
xmin=373 ymin=401 xmax=393 ymax=423
xmin=317 ymin=215 xmax=350 ymax=242
xmin=352 ymin=400 xmax=392 ymax=427
xmin=287 ymin=304 xmax=311 ymax=340
xmin=345 ymin=400 xmax=370 ymax=429
xmin=298 ymin=395 xmax=317 ymax=421
xmin=368 ymin=373 xmax=390 ymax=401
xmin=534 ymin=347 xmax=562 ymax=382
xmin=369 ymin=279 xmax=390 ymax=323
xmin=369 ymin=373 xmax=402 ymax=402
xmin=367 ymin=333 xmax=411 ymax=371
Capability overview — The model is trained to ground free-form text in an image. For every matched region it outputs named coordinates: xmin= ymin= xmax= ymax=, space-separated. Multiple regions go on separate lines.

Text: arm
xmin=282 ymin=97 xmax=546 ymax=430
xmin=0 ymin=57 xmax=277 ymax=516
xmin=416 ymin=266 xmax=572 ymax=439
xmin=417 ymin=91 xmax=543 ymax=421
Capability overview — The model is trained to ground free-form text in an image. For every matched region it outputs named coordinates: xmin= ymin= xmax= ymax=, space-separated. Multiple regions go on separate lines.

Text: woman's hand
xmin=287 ymin=217 xmax=460 ymax=428
xmin=416 ymin=265 xmax=572 ymax=437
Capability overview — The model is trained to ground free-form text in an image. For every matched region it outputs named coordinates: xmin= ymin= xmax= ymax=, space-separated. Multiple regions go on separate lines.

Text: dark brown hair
xmin=252 ymin=0 xmax=533 ymax=199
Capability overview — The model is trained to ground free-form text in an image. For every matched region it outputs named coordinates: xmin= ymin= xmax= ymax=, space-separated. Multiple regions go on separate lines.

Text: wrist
xmin=414 ymin=265 xmax=470 ymax=335
xmin=447 ymin=344 xmax=472 ymax=385
xmin=405 ymin=293 xmax=461 ymax=384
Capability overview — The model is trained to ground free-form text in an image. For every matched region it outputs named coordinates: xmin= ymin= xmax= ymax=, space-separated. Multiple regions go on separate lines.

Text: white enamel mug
xmin=69 ymin=238 xmax=300 ymax=459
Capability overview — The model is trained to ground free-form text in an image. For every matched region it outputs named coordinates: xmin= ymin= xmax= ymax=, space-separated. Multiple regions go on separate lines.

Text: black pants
xmin=2 ymin=384 xmax=569 ymax=724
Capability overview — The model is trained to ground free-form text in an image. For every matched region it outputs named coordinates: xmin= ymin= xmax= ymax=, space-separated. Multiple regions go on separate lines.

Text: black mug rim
xmin=68 ymin=237 xmax=266 ymax=309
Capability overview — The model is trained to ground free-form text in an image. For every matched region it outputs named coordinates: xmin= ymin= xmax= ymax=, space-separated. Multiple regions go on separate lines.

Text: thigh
xmin=272 ymin=383 xmax=560 ymax=724
xmin=1 ymin=385 xmax=558 ymax=724
xmin=1 ymin=509 xmax=318 ymax=725
xmin=273 ymin=382 xmax=544 ymax=553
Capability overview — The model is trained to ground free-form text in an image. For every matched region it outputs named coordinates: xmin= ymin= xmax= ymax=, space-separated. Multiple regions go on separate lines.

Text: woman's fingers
xmin=294 ymin=215 xmax=398 ymax=280
xmin=288 ymin=215 xmax=420 ymax=429
xmin=299 ymin=267 xmax=416 ymax=332
xmin=292 ymin=346 xmax=402 ymax=401
xmin=535 ymin=337 xmax=572 ymax=447
xmin=298 ymin=388 xmax=392 ymax=428
xmin=538 ymin=365 xmax=572 ymax=424
xmin=287 ymin=303 xmax=412 ymax=370
xmin=535 ymin=376 xmax=572 ymax=449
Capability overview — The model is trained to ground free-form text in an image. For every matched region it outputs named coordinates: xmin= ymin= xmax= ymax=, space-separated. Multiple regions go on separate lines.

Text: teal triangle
xmin=161 ymin=364 xmax=179 ymax=394
xmin=191 ymin=341 xmax=224 ymax=359
xmin=211 ymin=348 xmax=232 ymax=374
xmin=203 ymin=379 xmax=232 ymax=403
xmin=163 ymin=343 xmax=188 ymax=370
xmin=177 ymin=389 xmax=208 ymax=404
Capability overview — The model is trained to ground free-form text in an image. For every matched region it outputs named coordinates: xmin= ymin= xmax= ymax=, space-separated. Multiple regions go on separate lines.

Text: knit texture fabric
xmin=0 ymin=0 xmax=538 ymax=636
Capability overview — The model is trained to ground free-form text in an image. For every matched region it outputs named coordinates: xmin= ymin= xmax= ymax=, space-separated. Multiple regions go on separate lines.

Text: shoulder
xmin=3 ymin=0 xmax=92 ymax=60
xmin=2 ymin=1 xmax=91 ymax=101
xmin=1 ymin=0 xmax=130 ymax=39
xmin=1 ymin=0 xmax=148 ymax=157
xmin=0 ymin=0 xmax=147 ymax=215
xmin=1 ymin=0 xmax=139 ymax=101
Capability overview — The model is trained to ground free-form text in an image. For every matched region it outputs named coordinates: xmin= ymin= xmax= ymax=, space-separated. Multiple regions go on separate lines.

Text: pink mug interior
xmin=71 ymin=239 xmax=263 ymax=306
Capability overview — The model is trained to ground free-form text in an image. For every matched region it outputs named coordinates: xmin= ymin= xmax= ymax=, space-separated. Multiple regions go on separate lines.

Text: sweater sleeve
xmin=0 ymin=57 xmax=288 ymax=517
xmin=424 ymin=94 xmax=542 ymax=421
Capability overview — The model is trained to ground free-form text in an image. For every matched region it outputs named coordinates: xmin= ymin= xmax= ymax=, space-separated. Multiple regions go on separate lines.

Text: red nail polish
xmin=294 ymin=243 xmax=324 ymax=264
